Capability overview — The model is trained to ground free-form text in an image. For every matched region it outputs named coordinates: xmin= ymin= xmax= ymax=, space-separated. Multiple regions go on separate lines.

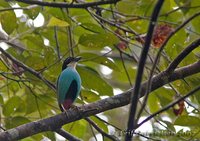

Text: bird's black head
xmin=62 ymin=56 xmax=81 ymax=70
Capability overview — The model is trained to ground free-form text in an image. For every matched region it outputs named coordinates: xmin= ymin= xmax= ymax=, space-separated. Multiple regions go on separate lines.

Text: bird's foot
xmin=69 ymin=104 xmax=79 ymax=110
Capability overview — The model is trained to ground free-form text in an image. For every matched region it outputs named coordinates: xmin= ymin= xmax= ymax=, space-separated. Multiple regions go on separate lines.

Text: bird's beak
xmin=74 ymin=56 xmax=81 ymax=62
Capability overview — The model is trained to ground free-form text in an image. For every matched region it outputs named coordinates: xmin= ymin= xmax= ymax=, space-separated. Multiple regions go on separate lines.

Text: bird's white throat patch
xmin=68 ymin=62 xmax=77 ymax=69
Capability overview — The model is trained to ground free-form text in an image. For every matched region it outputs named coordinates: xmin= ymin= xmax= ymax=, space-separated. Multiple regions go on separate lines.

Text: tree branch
xmin=126 ymin=1 xmax=164 ymax=140
xmin=0 ymin=47 xmax=56 ymax=91
xmin=0 ymin=60 xmax=199 ymax=141
xmin=14 ymin=0 xmax=120 ymax=8
xmin=85 ymin=117 xmax=119 ymax=141
xmin=166 ymin=38 xmax=200 ymax=73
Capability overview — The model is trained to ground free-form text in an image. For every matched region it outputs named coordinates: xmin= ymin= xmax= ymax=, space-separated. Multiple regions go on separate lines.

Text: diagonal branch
xmin=55 ymin=128 xmax=81 ymax=141
xmin=0 ymin=60 xmax=199 ymax=141
xmin=166 ymin=38 xmax=200 ymax=73
xmin=0 ymin=47 xmax=56 ymax=91
xmin=85 ymin=117 xmax=119 ymax=141
xmin=14 ymin=0 xmax=120 ymax=8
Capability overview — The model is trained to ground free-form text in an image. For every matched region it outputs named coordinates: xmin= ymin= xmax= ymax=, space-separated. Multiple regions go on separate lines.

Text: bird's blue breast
xmin=57 ymin=67 xmax=81 ymax=103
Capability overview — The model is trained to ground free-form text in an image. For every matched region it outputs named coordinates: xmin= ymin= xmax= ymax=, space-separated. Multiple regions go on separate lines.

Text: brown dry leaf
xmin=135 ymin=23 xmax=174 ymax=48
xmin=152 ymin=24 xmax=174 ymax=48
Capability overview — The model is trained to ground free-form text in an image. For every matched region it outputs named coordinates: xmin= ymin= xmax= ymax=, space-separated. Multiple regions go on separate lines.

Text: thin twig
xmin=85 ymin=117 xmax=119 ymax=141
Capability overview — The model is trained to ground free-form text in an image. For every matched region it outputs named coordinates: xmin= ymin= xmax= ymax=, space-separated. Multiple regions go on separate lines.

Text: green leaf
xmin=80 ymin=52 xmax=120 ymax=71
xmin=47 ymin=17 xmax=69 ymax=27
xmin=0 ymin=11 xmax=17 ymax=34
xmin=174 ymin=0 xmax=191 ymax=14
xmin=63 ymin=120 xmax=87 ymax=138
xmin=0 ymin=0 xmax=10 ymax=7
xmin=0 ymin=94 xmax=3 ymax=104
xmin=46 ymin=7 xmax=65 ymax=20
xmin=25 ymin=89 xmax=38 ymax=115
xmin=79 ymin=33 xmax=119 ymax=48
xmin=43 ymin=47 xmax=57 ymax=66
xmin=25 ymin=7 xmax=41 ymax=19
xmin=161 ymin=120 xmax=176 ymax=132
xmin=81 ymin=89 xmax=100 ymax=102
xmin=81 ymin=23 xmax=104 ymax=33
xmin=154 ymin=87 xmax=174 ymax=107
xmin=45 ymin=132 xmax=56 ymax=141
xmin=41 ymin=28 xmax=70 ymax=54
xmin=148 ymin=93 xmax=160 ymax=113
xmin=5 ymin=116 xmax=30 ymax=129
xmin=174 ymin=115 xmax=200 ymax=127
xmin=3 ymin=96 xmax=23 ymax=116
xmin=25 ymin=55 xmax=45 ymax=70
xmin=77 ymin=65 xmax=113 ymax=96
xmin=91 ymin=116 xmax=108 ymax=133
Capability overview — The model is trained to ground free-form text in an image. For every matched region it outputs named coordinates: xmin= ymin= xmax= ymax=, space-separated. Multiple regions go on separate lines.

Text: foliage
xmin=0 ymin=0 xmax=200 ymax=140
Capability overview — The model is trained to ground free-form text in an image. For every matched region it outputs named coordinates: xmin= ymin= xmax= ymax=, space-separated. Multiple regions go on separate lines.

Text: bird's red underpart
xmin=62 ymin=99 xmax=73 ymax=110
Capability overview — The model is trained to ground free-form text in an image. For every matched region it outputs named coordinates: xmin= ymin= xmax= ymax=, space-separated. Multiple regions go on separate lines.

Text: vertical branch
xmin=125 ymin=1 xmax=164 ymax=141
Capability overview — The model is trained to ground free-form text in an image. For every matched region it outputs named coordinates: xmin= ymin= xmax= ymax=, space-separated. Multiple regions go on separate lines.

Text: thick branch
xmin=14 ymin=0 xmax=120 ymax=8
xmin=0 ymin=60 xmax=199 ymax=141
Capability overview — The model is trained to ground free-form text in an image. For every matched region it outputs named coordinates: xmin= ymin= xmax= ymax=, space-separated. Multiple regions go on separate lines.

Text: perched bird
xmin=57 ymin=56 xmax=81 ymax=111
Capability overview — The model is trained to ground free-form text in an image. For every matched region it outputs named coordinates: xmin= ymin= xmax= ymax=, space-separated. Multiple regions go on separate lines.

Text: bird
xmin=57 ymin=56 xmax=81 ymax=111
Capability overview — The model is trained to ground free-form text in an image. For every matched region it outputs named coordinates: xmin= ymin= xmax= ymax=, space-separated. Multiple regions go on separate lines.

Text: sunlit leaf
xmin=47 ymin=17 xmax=69 ymax=27
xmin=81 ymin=89 xmax=100 ymax=102
xmin=148 ymin=93 xmax=160 ymax=113
xmin=174 ymin=115 xmax=200 ymax=127
xmin=0 ymin=11 xmax=17 ymax=34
